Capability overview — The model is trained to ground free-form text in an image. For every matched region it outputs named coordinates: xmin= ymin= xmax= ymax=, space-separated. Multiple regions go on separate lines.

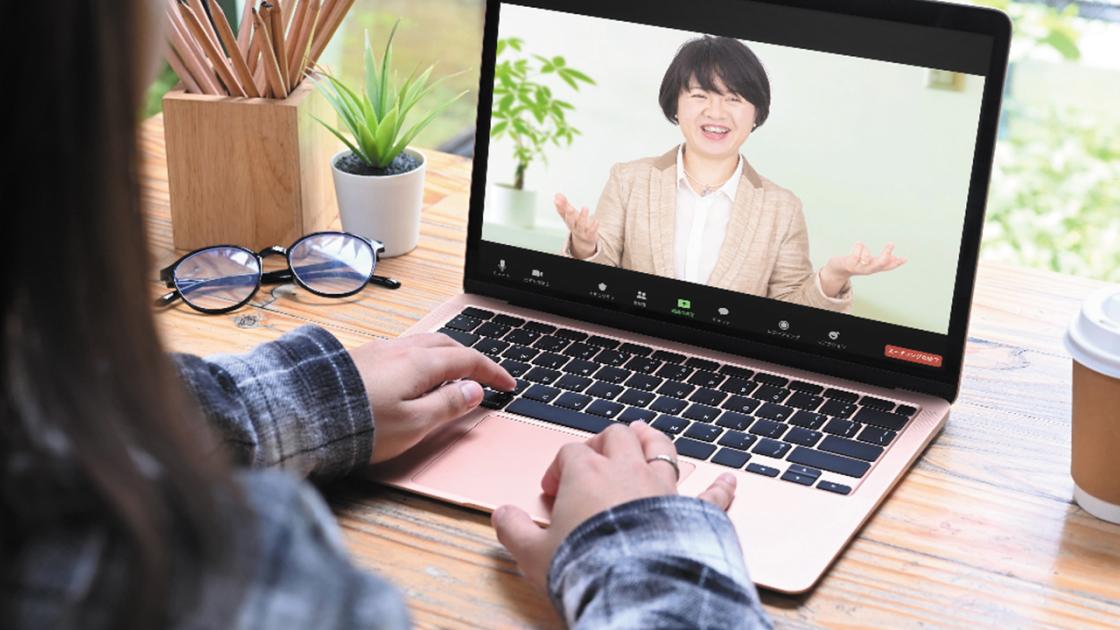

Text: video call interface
xmin=475 ymin=1 xmax=995 ymax=372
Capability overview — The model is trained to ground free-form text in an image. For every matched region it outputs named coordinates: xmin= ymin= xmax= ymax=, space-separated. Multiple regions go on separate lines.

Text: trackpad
xmin=410 ymin=414 xmax=695 ymax=523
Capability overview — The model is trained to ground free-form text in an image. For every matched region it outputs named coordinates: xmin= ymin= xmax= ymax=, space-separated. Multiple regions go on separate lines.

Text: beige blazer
xmin=562 ymin=146 xmax=852 ymax=312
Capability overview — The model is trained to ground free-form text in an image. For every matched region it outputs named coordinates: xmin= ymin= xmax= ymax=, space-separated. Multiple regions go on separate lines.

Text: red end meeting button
xmin=884 ymin=344 xmax=943 ymax=368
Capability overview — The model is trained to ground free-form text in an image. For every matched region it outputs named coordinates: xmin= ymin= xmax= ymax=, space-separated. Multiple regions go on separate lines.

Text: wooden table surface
xmin=140 ymin=115 xmax=1120 ymax=629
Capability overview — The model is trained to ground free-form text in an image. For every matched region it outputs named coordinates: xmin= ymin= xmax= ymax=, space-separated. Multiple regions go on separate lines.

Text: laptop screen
xmin=468 ymin=0 xmax=1004 ymax=390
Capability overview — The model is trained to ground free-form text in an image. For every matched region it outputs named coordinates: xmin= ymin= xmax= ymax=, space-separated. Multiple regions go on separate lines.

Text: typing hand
xmin=554 ymin=193 xmax=600 ymax=259
xmin=491 ymin=422 xmax=737 ymax=589
xmin=820 ymin=242 xmax=907 ymax=297
xmin=349 ymin=333 xmax=516 ymax=463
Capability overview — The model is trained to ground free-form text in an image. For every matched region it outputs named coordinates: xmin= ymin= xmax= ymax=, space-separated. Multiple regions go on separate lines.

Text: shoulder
xmin=606 ymin=146 xmax=677 ymax=184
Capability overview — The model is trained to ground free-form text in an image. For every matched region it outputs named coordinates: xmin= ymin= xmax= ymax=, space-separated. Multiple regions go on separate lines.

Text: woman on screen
xmin=556 ymin=36 xmax=905 ymax=312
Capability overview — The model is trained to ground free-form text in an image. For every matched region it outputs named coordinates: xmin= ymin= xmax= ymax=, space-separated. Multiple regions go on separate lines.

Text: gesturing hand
xmin=554 ymin=193 xmax=600 ymax=259
xmin=491 ymin=421 xmax=738 ymax=589
xmin=348 ymin=333 xmax=516 ymax=464
xmin=820 ymin=242 xmax=907 ymax=297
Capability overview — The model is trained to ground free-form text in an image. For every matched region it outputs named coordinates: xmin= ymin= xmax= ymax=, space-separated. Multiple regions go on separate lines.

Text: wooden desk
xmin=140 ymin=115 xmax=1120 ymax=629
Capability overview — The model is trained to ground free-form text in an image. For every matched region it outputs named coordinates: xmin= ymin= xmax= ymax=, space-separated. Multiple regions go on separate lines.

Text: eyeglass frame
xmin=155 ymin=231 xmax=400 ymax=315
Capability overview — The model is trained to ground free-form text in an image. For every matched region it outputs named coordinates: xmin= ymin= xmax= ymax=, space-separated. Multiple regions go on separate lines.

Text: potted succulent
xmin=315 ymin=22 xmax=467 ymax=257
xmin=489 ymin=37 xmax=595 ymax=228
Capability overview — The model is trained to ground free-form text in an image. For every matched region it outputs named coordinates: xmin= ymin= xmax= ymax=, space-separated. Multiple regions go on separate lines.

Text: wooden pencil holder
xmin=162 ymin=82 xmax=338 ymax=250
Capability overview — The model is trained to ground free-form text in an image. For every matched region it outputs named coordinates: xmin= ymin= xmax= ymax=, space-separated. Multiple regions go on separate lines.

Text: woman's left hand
xmin=820 ymin=242 xmax=907 ymax=297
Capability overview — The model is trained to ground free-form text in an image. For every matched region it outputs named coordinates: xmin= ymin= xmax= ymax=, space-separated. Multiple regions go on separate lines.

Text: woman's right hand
xmin=554 ymin=193 xmax=600 ymax=259
xmin=491 ymin=422 xmax=738 ymax=589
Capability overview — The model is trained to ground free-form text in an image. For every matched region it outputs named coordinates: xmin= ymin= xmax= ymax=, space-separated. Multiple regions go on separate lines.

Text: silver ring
xmin=646 ymin=454 xmax=680 ymax=481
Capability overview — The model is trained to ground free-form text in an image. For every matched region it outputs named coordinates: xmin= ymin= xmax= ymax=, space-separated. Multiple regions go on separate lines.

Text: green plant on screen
xmin=491 ymin=37 xmax=595 ymax=189
xmin=314 ymin=21 xmax=468 ymax=168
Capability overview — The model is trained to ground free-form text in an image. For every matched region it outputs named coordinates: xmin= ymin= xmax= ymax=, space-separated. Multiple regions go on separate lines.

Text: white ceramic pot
xmin=331 ymin=148 xmax=425 ymax=258
xmin=488 ymin=184 xmax=538 ymax=229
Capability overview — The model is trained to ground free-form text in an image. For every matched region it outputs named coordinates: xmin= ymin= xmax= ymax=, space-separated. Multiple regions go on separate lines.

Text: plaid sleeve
xmin=548 ymin=496 xmax=772 ymax=630
xmin=171 ymin=325 xmax=374 ymax=480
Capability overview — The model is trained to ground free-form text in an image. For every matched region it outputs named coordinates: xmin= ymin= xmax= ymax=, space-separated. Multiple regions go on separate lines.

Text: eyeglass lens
xmin=173 ymin=246 xmax=261 ymax=311
xmin=289 ymin=233 xmax=375 ymax=295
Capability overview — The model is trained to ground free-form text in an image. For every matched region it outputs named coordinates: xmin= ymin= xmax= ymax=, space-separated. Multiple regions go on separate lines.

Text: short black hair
xmin=659 ymin=36 xmax=771 ymax=129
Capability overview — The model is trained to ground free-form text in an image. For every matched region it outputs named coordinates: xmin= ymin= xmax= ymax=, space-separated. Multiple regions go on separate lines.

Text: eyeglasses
xmin=155 ymin=231 xmax=401 ymax=314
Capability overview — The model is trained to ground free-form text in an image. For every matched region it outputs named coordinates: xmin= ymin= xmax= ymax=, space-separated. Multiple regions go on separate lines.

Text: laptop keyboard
xmin=439 ymin=307 xmax=921 ymax=496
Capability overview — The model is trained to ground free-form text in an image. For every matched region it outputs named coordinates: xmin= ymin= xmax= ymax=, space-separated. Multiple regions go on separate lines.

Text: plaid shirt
xmin=8 ymin=326 xmax=770 ymax=629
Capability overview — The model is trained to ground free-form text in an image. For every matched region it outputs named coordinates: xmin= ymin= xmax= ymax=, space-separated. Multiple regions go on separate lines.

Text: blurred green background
xmin=147 ymin=0 xmax=1120 ymax=284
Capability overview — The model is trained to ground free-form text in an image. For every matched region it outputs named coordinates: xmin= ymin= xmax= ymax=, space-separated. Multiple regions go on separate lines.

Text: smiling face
xmin=676 ymin=75 xmax=757 ymax=161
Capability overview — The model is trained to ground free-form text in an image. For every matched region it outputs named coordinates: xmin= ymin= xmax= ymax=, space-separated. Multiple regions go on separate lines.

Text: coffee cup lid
xmin=1064 ymin=285 xmax=1120 ymax=379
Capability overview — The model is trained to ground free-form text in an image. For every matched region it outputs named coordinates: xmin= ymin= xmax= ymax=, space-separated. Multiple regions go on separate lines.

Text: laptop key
xmin=819 ymin=435 xmax=884 ymax=462
xmin=596 ymin=366 xmax=632 ymax=384
xmin=650 ymin=396 xmax=687 ymax=415
xmin=460 ymin=307 xmax=494 ymax=320
xmin=781 ymin=470 xmax=816 ymax=486
xmin=532 ymin=352 xmax=569 ymax=369
xmin=474 ymin=338 xmax=510 ymax=356
xmin=533 ymin=335 xmax=570 ymax=352
xmin=562 ymin=359 xmax=599 ymax=377
xmin=895 ymin=404 xmax=918 ymax=417
xmin=720 ymin=378 xmax=756 ymax=396
xmin=719 ymin=365 xmax=754 ymax=379
xmin=683 ymin=404 xmax=720 ymax=423
xmin=685 ymin=357 xmax=719 ymax=371
xmin=684 ymin=423 xmax=722 ymax=442
xmin=438 ymin=328 xmax=479 ymax=347
xmin=753 ymin=373 xmax=789 ymax=387
xmin=523 ymin=321 xmax=556 ymax=334
xmin=504 ymin=329 xmax=540 ymax=346
xmin=784 ymin=427 xmax=823 ymax=447
xmin=820 ymin=398 xmax=857 ymax=418
xmin=657 ymin=380 xmax=694 ymax=399
xmin=722 ymin=395 xmax=761 ymax=414
xmin=755 ymin=403 xmax=795 ymax=422
xmin=717 ymin=430 xmax=757 ymax=451
xmin=502 ymin=345 xmax=539 ymax=362
xmin=512 ymin=378 xmax=530 ymax=394
xmin=522 ymin=384 xmax=561 ymax=403
xmin=853 ymin=407 xmax=909 ymax=431
xmin=555 ymin=374 xmax=592 ymax=392
xmin=753 ymin=385 xmax=791 ymax=404
xmin=749 ymin=419 xmax=787 ymax=439
xmin=618 ymin=343 xmax=652 ymax=356
xmin=860 ymin=396 xmax=895 ymax=411
xmin=625 ymin=373 xmax=662 ymax=391
xmin=746 ymin=463 xmax=780 ymax=477
xmin=586 ymin=399 xmax=625 ymax=419
xmin=689 ymin=387 xmax=727 ymax=406
xmin=500 ymin=359 xmax=531 ymax=378
xmin=823 ymin=388 xmax=860 ymax=403
xmin=594 ymin=349 xmax=629 ymax=366
xmin=586 ymin=335 xmax=620 ymax=349
xmin=563 ymin=343 xmax=599 ymax=360
xmin=674 ymin=437 xmax=717 ymax=460
xmin=789 ymin=410 xmax=827 ymax=430
xmin=618 ymin=387 xmax=655 ymax=407
xmin=786 ymin=392 xmax=824 ymax=411
xmin=652 ymin=350 xmax=686 ymax=363
xmin=624 ymin=356 xmax=662 ymax=374
xmin=752 ymin=438 xmax=791 ymax=459
xmin=506 ymin=398 xmax=612 ymax=434
xmin=652 ymin=415 xmax=689 ymax=435
xmin=712 ymin=448 xmax=751 ymax=468
xmin=524 ymin=367 xmax=561 ymax=385
xmin=476 ymin=322 xmax=511 ymax=338
xmin=788 ymin=447 xmax=870 ymax=478
xmin=492 ymin=314 xmax=525 ymax=327
xmin=554 ymin=328 xmax=589 ymax=342
xmin=555 ymin=392 xmax=592 ymax=410
xmin=586 ymin=381 xmax=624 ymax=400
xmin=787 ymin=464 xmax=821 ymax=480
xmin=857 ymin=425 xmax=897 ymax=447
xmin=715 ymin=412 xmax=754 ymax=432
xmin=481 ymin=388 xmax=514 ymax=409
xmin=788 ymin=381 xmax=824 ymax=395
xmin=823 ymin=418 xmax=860 ymax=438
xmin=817 ymin=481 xmax=853 ymax=495
xmin=656 ymin=363 xmax=692 ymax=381
xmin=445 ymin=314 xmax=482 ymax=332
xmin=688 ymin=370 xmax=725 ymax=388
xmin=618 ymin=407 xmax=657 ymax=424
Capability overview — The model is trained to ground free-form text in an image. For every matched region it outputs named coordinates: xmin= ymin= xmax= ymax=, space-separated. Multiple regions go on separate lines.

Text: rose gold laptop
xmin=369 ymin=0 xmax=1010 ymax=593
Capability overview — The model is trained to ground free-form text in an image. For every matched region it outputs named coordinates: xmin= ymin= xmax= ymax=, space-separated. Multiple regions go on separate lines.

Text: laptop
xmin=370 ymin=0 xmax=1010 ymax=593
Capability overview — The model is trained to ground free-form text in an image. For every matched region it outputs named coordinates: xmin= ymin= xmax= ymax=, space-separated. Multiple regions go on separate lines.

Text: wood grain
xmin=139 ymin=115 xmax=1120 ymax=629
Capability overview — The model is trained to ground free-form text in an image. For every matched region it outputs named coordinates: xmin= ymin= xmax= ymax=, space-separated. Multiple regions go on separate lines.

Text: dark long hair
xmin=2 ymin=2 xmax=238 ymax=627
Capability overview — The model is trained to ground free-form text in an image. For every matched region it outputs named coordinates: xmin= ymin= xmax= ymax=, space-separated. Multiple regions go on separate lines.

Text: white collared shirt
xmin=674 ymin=145 xmax=743 ymax=283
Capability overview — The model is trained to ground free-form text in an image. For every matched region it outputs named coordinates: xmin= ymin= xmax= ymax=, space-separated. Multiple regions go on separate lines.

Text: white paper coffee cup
xmin=1064 ymin=285 xmax=1120 ymax=524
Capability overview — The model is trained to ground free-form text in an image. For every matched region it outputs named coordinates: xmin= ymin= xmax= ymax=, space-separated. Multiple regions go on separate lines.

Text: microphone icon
xmin=498 ymin=259 xmax=507 ymax=272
